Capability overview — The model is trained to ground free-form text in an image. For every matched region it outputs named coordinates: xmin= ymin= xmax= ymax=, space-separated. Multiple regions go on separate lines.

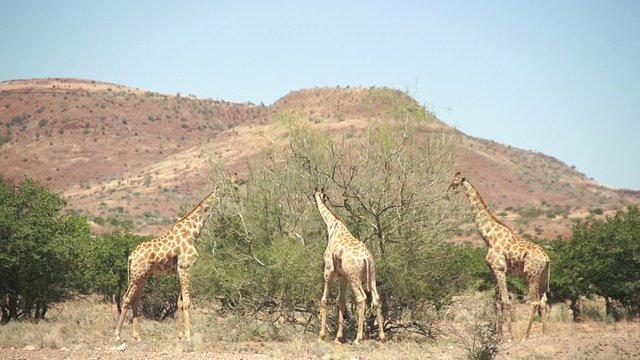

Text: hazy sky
xmin=1 ymin=1 xmax=638 ymax=190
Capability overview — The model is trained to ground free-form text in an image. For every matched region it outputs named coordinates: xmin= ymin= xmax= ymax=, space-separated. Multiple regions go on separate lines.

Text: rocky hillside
xmin=1 ymin=78 xmax=637 ymax=238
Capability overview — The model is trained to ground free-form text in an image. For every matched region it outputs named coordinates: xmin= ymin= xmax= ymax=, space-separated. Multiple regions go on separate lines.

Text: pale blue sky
xmin=1 ymin=1 xmax=638 ymax=190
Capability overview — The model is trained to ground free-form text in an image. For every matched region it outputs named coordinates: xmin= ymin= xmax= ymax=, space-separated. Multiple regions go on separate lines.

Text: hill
xmin=1 ymin=78 xmax=638 ymax=238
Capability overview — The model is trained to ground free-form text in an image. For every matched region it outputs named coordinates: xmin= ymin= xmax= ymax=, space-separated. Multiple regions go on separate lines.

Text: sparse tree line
xmin=0 ymin=175 xmax=178 ymax=323
xmin=1 ymin=98 xmax=639 ymax=342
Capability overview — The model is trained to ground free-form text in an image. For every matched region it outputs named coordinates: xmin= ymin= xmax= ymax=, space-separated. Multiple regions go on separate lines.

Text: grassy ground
xmin=1 ymin=295 xmax=640 ymax=359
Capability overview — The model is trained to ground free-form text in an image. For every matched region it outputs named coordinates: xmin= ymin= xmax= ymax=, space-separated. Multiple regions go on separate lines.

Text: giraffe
xmin=313 ymin=188 xmax=385 ymax=344
xmin=114 ymin=188 xmax=218 ymax=342
xmin=447 ymin=172 xmax=550 ymax=340
xmin=224 ymin=172 xmax=246 ymax=192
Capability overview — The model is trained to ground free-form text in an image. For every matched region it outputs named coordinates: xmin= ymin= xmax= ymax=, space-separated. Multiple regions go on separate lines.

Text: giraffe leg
xmin=523 ymin=281 xmax=541 ymax=340
xmin=319 ymin=269 xmax=334 ymax=341
xmin=115 ymin=282 xmax=143 ymax=342
xmin=489 ymin=272 xmax=502 ymax=337
xmin=350 ymin=281 xmax=367 ymax=345
xmin=370 ymin=283 xmax=386 ymax=342
xmin=178 ymin=269 xmax=192 ymax=342
xmin=131 ymin=297 xmax=142 ymax=342
xmin=177 ymin=293 xmax=184 ymax=340
xmin=114 ymin=295 xmax=130 ymax=341
xmin=540 ymin=291 xmax=548 ymax=335
xmin=494 ymin=271 xmax=511 ymax=336
xmin=335 ymin=277 xmax=348 ymax=343
xmin=524 ymin=300 xmax=539 ymax=341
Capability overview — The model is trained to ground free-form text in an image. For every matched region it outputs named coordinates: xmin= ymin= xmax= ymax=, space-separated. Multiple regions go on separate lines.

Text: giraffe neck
xmin=315 ymin=195 xmax=349 ymax=241
xmin=167 ymin=191 xmax=216 ymax=241
xmin=169 ymin=210 xmax=206 ymax=239
xmin=462 ymin=181 xmax=500 ymax=247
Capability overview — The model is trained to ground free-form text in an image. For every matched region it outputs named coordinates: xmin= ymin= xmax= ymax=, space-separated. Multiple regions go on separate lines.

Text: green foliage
xmin=195 ymin=162 xmax=324 ymax=316
xmin=456 ymin=246 xmax=495 ymax=292
xmin=82 ymin=231 xmax=145 ymax=305
xmin=0 ymin=175 xmax=92 ymax=322
xmin=0 ymin=175 xmax=179 ymax=322
xmin=589 ymin=207 xmax=604 ymax=215
xmin=550 ymin=206 xmax=640 ymax=320
xmin=10 ymin=115 xmax=23 ymax=125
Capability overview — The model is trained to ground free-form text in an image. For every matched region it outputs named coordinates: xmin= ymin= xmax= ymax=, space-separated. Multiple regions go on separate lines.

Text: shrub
xmin=550 ymin=206 xmax=640 ymax=320
xmin=0 ymin=175 xmax=92 ymax=322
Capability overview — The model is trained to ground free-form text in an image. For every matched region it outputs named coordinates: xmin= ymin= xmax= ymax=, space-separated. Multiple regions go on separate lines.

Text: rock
xmin=110 ymin=342 xmax=127 ymax=351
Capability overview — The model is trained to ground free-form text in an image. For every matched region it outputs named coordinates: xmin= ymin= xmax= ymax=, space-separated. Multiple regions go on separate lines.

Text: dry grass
xmin=2 ymin=296 xmax=640 ymax=359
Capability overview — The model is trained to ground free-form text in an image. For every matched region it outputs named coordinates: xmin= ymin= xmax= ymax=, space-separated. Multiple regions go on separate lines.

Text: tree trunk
xmin=570 ymin=297 xmax=580 ymax=321
xmin=8 ymin=293 xmax=18 ymax=321
xmin=0 ymin=298 xmax=8 ymax=324
xmin=24 ymin=296 xmax=32 ymax=320
xmin=115 ymin=293 xmax=123 ymax=315
xmin=35 ymin=300 xmax=47 ymax=320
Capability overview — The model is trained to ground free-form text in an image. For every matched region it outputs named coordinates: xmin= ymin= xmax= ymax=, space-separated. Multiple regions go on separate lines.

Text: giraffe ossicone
xmin=448 ymin=172 xmax=550 ymax=340
xmin=313 ymin=188 xmax=386 ymax=344
xmin=114 ymin=188 xmax=218 ymax=342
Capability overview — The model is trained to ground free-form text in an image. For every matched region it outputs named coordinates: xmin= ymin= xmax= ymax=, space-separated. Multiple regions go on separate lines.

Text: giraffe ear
xmin=461 ymin=177 xmax=467 ymax=183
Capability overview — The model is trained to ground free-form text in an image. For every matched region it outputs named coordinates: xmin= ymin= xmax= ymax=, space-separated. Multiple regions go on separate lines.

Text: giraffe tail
xmin=365 ymin=258 xmax=374 ymax=293
xmin=123 ymin=255 xmax=133 ymax=298
xmin=546 ymin=261 xmax=551 ymax=294
xmin=128 ymin=256 xmax=132 ymax=283
xmin=541 ymin=261 xmax=551 ymax=311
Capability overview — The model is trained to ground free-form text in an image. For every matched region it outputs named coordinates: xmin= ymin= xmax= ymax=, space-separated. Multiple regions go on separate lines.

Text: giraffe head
xmin=446 ymin=171 xmax=467 ymax=194
xmin=313 ymin=188 xmax=330 ymax=205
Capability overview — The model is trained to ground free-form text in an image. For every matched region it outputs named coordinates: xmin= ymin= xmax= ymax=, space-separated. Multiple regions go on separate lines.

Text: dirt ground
xmin=1 ymin=299 xmax=640 ymax=360
xmin=2 ymin=324 xmax=640 ymax=360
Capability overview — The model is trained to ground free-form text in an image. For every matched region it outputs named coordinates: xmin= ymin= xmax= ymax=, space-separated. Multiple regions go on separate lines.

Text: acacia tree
xmin=194 ymin=142 xmax=322 ymax=319
xmin=285 ymin=98 xmax=467 ymax=332
xmin=0 ymin=175 xmax=92 ymax=322
xmin=195 ymin=90 xmax=473 ymax=338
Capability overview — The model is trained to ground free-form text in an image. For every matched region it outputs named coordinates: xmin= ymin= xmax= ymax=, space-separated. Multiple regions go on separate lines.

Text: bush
xmin=139 ymin=275 xmax=181 ymax=320
xmin=550 ymin=206 xmax=640 ymax=320
xmin=0 ymin=175 xmax=92 ymax=322
xmin=81 ymin=231 xmax=148 ymax=312
xmin=448 ymin=292 xmax=504 ymax=360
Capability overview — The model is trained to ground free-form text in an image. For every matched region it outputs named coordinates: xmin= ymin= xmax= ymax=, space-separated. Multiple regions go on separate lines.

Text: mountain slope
xmin=1 ymin=79 xmax=637 ymax=237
